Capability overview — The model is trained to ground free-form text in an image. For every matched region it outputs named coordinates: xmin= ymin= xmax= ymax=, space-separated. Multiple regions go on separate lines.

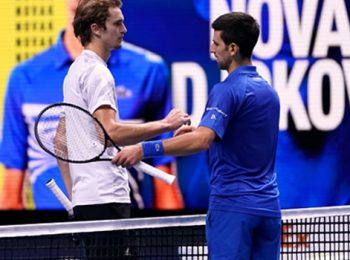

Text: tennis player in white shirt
xmin=62 ymin=0 xmax=190 ymax=221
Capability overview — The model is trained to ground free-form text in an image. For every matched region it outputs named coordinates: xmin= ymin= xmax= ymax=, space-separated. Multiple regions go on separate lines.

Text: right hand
xmin=163 ymin=108 xmax=191 ymax=131
xmin=112 ymin=144 xmax=143 ymax=168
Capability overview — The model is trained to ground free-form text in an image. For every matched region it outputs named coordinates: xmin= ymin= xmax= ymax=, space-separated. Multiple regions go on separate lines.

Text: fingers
xmin=112 ymin=153 xmax=125 ymax=166
xmin=112 ymin=145 xmax=142 ymax=168
xmin=165 ymin=108 xmax=192 ymax=130
xmin=174 ymin=125 xmax=194 ymax=136
xmin=184 ymin=115 xmax=191 ymax=126
xmin=113 ymin=155 xmax=133 ymax=168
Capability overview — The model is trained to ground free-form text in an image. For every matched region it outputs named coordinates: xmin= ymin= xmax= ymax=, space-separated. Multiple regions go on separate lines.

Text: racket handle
xmin=46 ymin=179 xmax=74 ymax=217
xmin=133 ymin=161 xmax=176 ymax=185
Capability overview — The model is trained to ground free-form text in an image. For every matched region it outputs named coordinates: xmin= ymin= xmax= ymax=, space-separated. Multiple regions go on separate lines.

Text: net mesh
xmin=282 ymin=214 xmax=350 ymax=259
xmin=0 ymin=206 xmax=350 ymax=259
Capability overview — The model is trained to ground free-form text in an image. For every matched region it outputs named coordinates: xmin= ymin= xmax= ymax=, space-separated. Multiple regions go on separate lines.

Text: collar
xmin=82 ymin=49 xmax=108 ymax=66
xmin=231 ymin=65 xmax=257 ymax=75
xmin=226 ymin=65 xmax=256 ymax=80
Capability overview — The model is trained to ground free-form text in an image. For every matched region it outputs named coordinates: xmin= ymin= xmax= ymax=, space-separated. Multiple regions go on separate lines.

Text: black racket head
xmin=34 ymin=103 xmax=109 ymax=163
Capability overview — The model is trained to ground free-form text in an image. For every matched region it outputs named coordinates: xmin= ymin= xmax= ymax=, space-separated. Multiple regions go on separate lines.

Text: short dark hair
xmin=73 ymin=0 xmax=123 ymax=46
xmin=212 ymin=12 xmax=260 ymax=58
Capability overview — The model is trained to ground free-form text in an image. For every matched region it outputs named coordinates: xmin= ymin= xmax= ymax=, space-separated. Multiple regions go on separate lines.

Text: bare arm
xmin=163 ymin=126 xmax=215 ymax=156
xmin=0 ymin=168 xmax=25 ymax=209
xmin=54 ymin=117 xmax=72 ymax=199
xmin=93 ymin=106 xmax=191 ymax=146
xmin=112 ymin=126 xmax=216 ymax=167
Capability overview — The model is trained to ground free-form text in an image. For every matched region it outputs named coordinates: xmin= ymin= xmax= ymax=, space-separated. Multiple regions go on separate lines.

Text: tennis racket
xmin=34 ymin=102 xmax=175 ymax=185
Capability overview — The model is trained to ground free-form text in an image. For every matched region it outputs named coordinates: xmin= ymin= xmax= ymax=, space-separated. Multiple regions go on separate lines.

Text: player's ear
xmin=90 ymin=23 xmax=101 ymax=37
xmin=229 ymin=42 xmax=239 ymax=56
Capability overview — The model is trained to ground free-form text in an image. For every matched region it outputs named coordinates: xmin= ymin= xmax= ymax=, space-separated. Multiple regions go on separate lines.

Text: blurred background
xmin=0 ymin=0 xmax=349 ymax=224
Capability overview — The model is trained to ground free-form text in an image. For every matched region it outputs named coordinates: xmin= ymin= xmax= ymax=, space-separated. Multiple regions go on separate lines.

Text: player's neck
xmin=63 ymin=26 xmax=84 ymax=60
xmin=85 ymin=43 xmax=111 ymax=63
xmin=228 ymin=58 xmax=252 ymax=74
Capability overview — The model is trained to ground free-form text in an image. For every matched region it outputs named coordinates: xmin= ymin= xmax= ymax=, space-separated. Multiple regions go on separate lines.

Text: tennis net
xmin=0 ymin=205 xmax=349 ymax=259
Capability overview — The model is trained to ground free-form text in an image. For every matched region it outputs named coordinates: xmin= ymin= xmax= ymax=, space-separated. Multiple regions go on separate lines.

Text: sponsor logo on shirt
xmin=115 ymin=85 xmax=133 ymax=98
xmin=206 ymin=107 xmax=228 ymax=117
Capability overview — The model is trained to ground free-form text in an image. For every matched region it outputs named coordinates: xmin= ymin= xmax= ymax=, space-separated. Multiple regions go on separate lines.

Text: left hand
xmin=112 ymin=144 xmax=143 ymax=168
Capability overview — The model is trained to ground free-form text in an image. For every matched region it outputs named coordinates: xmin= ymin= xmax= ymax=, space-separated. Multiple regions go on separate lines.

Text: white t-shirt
xmin=63 ymin=50 xmax=130 ymax=207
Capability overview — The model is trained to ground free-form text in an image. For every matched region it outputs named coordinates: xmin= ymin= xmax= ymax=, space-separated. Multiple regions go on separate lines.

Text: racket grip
xmin=133 ymin=161 xmax=176 ymax=185
xmin=46 ymin=179 xmax=74 ymax=216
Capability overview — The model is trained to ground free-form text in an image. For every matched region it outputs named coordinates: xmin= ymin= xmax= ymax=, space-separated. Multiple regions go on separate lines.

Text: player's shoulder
xmin=211 ymin=73 xmax=245 ymax=100
xmin=12 ymin=43 xmax=64 ymax=76
xmin=113 ymin=42 xmax=166 ymax=66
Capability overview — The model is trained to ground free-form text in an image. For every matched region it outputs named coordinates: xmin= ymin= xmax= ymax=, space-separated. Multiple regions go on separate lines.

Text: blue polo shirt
xmin=0 ymin=32 xmax=172 ymax=209
xmin=199 ymin=66 xmax=281 ymax=217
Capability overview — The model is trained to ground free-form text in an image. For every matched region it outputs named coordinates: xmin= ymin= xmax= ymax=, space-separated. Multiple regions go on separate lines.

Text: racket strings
xmin=36 ymin=105 xmax=107 ymax=162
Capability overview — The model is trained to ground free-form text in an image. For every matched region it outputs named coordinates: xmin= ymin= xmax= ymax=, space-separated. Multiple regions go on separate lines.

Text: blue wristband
xmin=142 ymin=141 xmax=164 ymax=158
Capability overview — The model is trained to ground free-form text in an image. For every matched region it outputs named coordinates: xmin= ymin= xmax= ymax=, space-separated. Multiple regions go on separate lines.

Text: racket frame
xmin=35 ymin=102 xmax=175 ymax=184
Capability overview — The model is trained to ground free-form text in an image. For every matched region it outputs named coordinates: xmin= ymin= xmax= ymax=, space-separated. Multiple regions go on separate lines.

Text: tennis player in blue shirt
xmin=113 ymin=12 xmax=281 ymax=259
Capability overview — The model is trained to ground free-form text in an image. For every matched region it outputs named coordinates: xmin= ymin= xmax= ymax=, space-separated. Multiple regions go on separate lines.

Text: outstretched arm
xmin=93 ymin=106 xmax=191 ymax=146
xmin=112 ymin=126 xmax=216 ymax=168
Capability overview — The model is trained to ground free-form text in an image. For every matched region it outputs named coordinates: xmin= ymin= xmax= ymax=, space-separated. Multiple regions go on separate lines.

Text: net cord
xmin=0 ymin=205 xmax=350 ymax=238
xmin=0 ymin=214 xmax=205 ymax=238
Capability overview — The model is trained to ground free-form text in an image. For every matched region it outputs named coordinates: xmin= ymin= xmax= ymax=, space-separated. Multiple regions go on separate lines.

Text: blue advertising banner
xmin=0 ymin=0 xmax=349 ymax=211
xmin=122 ymin=0 xmax=350 ymax=209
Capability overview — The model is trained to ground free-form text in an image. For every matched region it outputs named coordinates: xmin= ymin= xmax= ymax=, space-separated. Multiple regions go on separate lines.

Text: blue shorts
xmin=206 ymin=210 xmax=281 ymax=260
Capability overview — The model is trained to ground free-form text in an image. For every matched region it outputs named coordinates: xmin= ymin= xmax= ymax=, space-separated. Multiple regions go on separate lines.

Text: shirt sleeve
xmin=0 ymin=66 xmax=29 ymax=170
xmin=199 ymin=84 xmax=237 ymax=140
xmin=83 ymin=64 xmax=117 ymax=114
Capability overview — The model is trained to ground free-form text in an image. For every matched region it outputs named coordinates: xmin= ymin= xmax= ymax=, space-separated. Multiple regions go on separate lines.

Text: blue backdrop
xmin=122 ymin=0 xmax=350 ymax=210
